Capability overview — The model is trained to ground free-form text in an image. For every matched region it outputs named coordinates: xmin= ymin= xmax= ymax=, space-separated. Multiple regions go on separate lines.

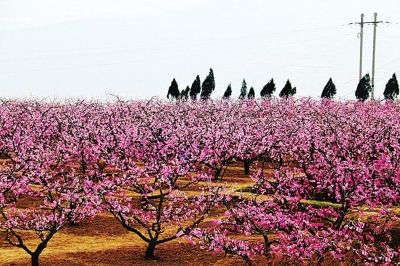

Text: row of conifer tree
xmin=167 ymin=68 xmax=399 ymax=101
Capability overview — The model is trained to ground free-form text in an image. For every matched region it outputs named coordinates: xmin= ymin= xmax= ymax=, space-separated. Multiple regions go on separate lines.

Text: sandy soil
xmin=0 ymin=162 xmax=397 ymax=266
xmin=0 ymin=163 xmax=258 ymax=266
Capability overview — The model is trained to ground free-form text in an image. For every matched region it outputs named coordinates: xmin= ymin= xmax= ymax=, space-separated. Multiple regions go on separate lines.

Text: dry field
xmin=0 ymin=163 xmax=264 ymax=266
xmin=0 ymin=162 xmax=398 ymax=266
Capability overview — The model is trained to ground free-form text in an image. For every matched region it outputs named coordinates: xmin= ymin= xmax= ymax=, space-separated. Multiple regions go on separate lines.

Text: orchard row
xmin=0 ymin=99 xmax=399 ymax=265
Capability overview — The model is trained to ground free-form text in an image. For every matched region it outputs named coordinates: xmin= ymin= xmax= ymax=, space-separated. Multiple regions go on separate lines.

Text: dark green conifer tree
xmin=189 ymin=75 xmax=201 ymax=100
xmin=200 ymin=68 xmax=215 ymax=100
xmin=321 ymin=78 xmax=337 ymax=99
xmin=383 ymin=73 xmax=399 ymax=100
xmin=260 ymin=78 xmax=276 ymax=98
xmin=247 ymin=87 xmax=255 ymax=99
xmin=181 ymin=86 xmax=190 ymax=101
xmin=279 ymin=79 xmax=296 ymax=98
xmin=355 ymin=74 xmax=372 ymax=101
xmin=239 ymin=79 xmax=247 ymax=99
xmin=223 ymin=83 xmax=232 ymax=99
xmin=167 ymin=78 xmax=180 ymax=100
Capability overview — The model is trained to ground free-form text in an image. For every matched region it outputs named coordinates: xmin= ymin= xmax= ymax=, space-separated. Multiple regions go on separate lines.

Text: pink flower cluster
xmin=0 ymin=98 xmax=399 ymax=265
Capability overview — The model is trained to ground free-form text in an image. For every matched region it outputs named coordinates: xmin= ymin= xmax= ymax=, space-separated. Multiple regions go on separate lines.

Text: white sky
xmin=0 ymin=0 xmax=399 ymax=100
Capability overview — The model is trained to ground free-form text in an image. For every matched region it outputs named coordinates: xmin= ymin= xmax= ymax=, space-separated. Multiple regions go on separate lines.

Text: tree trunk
xmin=31 ymin=253 xmax=40 ymax=266
xmin=214 ymin=167 xmax=222 ymax=179
xmin=243 ymin=160 xmax=251 ymax=175
xmin=144 ymin=240 xmax=157 ymax=260
xmin=29 ymin=226 xmax=56 ymax=266
xmin=261 ymin=160 xmax=265 ymax=175
xmin=262 ymin=234 xmax=271 ymax=259
xmin=242 ymin=255 xmax=253 ymax=266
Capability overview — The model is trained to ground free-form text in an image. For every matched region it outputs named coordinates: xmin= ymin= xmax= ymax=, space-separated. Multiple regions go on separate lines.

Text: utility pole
xmin=359 ymin=14 xmax=364 ymax=81
xmin=349 ymin=14 xmax=365 ymax=82
xmin=371 ymin=12 xmax=377 ymax=99
xmin=350 ymin=13 xmax=390 ymax=99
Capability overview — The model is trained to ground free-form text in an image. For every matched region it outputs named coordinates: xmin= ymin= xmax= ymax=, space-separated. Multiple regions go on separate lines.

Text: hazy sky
xmin=0 ymin=0 xmax=399 ymax=100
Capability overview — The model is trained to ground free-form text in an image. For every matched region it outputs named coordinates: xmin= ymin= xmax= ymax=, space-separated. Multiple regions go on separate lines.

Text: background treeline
xmin=167 ymin=68 xmax=399 ymax=101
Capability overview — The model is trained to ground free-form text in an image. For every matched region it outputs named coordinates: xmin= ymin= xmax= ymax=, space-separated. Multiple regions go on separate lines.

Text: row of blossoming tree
xmin=0 ymin=99 xmax=399 ymax=265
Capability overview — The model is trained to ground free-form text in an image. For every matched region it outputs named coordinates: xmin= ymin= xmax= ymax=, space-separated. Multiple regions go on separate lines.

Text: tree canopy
xmin=321 ymin=78 xmax=336 ymax=99
xmin=239 ymin=79 xmax=247 ymax=99
xmin=247 ymin=87 xmax=255 ymax=99
xmin=383 ymin=73 xmax=399 ymax=100
xmin=260 ymin=78 xmax=276 ymax=98
xmin=279 ymin=80 xmax=296 ymax=98
xmin=167 ymin=78 xmax=180 ymax=100
xmin=190 ymin=75 xmax=201 ymax=100
xmin=200 ymin=69 xmax=216 ymax=100
xmin=355 ymin=74 xmax=372 ymax=101
xmin=223 ymin=84 xmax=232 ymax=99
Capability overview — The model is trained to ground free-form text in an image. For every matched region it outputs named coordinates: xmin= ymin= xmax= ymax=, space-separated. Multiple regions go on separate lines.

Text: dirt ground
xmin=0 ymin=164 xmax=260 ymax=266
xmin=0 ymin=162 xmax=397 ymax=266
xmin=0 ymin=212 xmax=248 ymax=266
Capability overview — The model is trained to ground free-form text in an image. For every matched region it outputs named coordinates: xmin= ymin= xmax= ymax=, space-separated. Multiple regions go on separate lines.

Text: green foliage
xmin=279 ymin=79 xmax=296 ymax=98
xmin=239 ymin=79 xmax=247 ymax=99
xmin=167 ymin=78 xmax=180 ymax=100
xmin=355 ymin=74 xmax=372 ymax=101
xmin=181 ymin=86 xmax=190 ymax=101
xmin=190 ymin=75 xmax=201 ymax=100
xmin=383 ymin=73 xmax=399 ymax=100
xmin=223 ymin=84 xmax=232 ymax=99
xmin=260 ymin=78 xmax=276 ymax=98
xmin=247 ymin=87 xmax=255 ymax=99
xmin=321 ymin=78 xmax=337 ymax=99
xmin=200 ymin=68 xmax=216 ymax=100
